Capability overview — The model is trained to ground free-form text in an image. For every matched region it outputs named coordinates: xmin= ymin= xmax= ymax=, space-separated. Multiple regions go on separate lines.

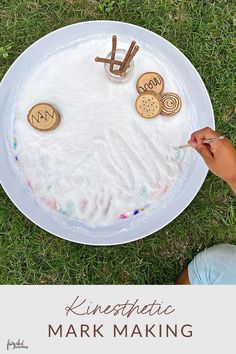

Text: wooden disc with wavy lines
xmin=160 ymin=92 xmax=182 ymax=116
xmin=27 ymin=103 xmax=61 ymax=131
xmin=136 ymin=72 xmax=164 ymax=95
xmin=135 ymin=91 xmax=162 ymax=119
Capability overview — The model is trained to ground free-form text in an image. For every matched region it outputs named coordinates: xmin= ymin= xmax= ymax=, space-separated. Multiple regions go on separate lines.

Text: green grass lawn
xmin=0 ymin=0 xmax=235 ymax=284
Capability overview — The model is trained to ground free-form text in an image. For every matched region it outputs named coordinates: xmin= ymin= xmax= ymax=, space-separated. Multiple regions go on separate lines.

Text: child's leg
xmin=177 ymin=244 xmax=236 ymax=285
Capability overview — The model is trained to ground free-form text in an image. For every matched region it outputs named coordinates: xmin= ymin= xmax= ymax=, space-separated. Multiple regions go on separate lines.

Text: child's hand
xmin=188 ymin=127 xmax=236 ymax=192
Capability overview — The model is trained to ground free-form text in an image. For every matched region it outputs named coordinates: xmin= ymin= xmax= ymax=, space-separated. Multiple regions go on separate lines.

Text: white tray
xmin=0 ymin=21 xmax=214 ymax=245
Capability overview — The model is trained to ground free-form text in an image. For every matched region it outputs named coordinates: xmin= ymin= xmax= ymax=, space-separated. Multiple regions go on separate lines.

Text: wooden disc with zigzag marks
xmin=27 ymin=103 xmax=60 ymax=131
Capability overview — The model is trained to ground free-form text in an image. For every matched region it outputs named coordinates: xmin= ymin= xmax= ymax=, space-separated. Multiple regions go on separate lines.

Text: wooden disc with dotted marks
xmin=136 ymin=72 xmax=164 ymax=95
xmin=160 ymin=92 xmax=182 ymax=116
xmin=27 ymin=103 xmax=61 ymax=131
xmin=135 ymin=91 xmax=162 ymax=119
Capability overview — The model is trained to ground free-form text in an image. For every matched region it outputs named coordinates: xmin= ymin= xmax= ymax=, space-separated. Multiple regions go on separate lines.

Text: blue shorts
xmin=188 ymin=244 xmax=236 ymax=285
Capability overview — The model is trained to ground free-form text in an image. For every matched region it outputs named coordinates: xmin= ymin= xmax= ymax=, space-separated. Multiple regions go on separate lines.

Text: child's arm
xmin=188 ymin=127 xmax=236 ymax=194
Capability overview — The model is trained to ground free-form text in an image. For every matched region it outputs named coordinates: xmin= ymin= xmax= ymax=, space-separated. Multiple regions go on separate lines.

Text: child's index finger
xmin=189 ymin=127 xmax=220 ymax=145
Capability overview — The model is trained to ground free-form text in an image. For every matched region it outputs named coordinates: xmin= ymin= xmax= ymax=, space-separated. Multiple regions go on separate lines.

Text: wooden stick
xmin=95 ymin=57 xmax=123 ymax=65
xmin=120 ymin=45 xmax=139 ymax=74
xmin=112 ymin=69 xmax=127 ymax=77
xmin=120 ymin=40 xmax=136 ymax=71
xmin=110 ymin=35 xmax=117 ymax=72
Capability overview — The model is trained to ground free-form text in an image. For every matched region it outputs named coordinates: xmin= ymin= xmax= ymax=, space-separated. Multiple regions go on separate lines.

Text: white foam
xmin=13 ymin=34 xmax=194 ymax=226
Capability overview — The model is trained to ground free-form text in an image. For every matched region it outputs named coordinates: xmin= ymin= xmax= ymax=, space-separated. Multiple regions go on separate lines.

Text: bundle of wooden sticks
xmin=95 ymin=35 xmax=139 ymax=77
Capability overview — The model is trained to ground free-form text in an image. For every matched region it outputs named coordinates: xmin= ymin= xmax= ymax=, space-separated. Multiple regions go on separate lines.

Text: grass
xmin=0 ymin=0 xmax=235 ymax=284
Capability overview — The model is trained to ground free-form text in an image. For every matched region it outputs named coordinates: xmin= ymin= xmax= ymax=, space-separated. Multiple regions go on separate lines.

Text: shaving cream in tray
xmin=11 ymin=34 xmax=194 ymax=227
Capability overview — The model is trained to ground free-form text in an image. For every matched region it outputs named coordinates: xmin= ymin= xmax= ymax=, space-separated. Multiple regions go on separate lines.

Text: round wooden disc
xmin=160 ymin=92 xmax=182 ymax=116
xmin=136 ymin=72 xmax=164 ymax=95
xmin=27 ymin=103 xmax=60 ymax=131
xmin=135 ymin=91 xmax=162 ymax=119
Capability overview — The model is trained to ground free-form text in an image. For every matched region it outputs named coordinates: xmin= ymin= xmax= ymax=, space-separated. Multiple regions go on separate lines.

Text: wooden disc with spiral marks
xmin=160 ymin=92 xmax=182 ymax=116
